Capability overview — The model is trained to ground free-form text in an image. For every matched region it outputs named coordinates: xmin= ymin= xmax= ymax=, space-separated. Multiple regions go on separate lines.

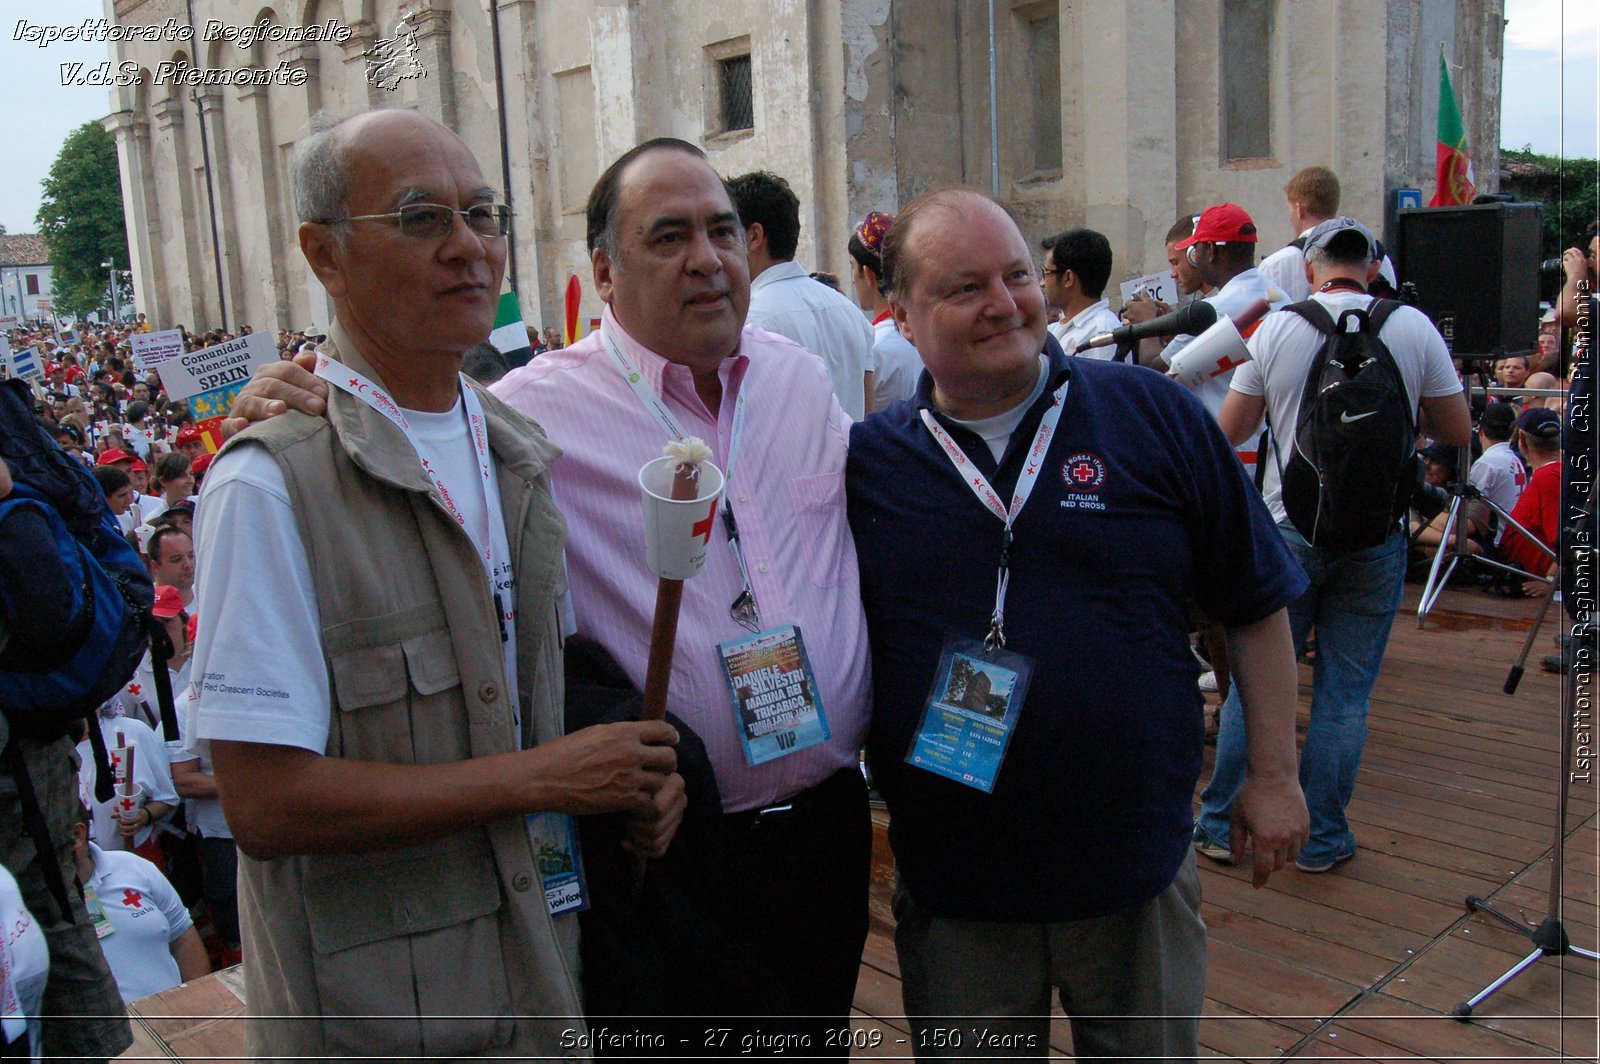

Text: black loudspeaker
xmin=1394 ymin=202 xmax=1542 ymax=358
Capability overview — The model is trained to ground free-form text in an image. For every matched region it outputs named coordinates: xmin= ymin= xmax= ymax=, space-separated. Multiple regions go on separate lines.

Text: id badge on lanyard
xmin=602 ymin=321 xmax=828 ymax=764
xmin=903 ymin=376 xmax=1068 ymax=792
xmin=524 ymin=812 xmax=589 ymax=917
xmin=717 ymin=623 xmax=831 ymax=765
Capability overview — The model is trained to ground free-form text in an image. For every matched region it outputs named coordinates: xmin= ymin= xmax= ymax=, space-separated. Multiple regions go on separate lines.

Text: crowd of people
xmin=0 ymin=104 xmax=1593 ymax=1062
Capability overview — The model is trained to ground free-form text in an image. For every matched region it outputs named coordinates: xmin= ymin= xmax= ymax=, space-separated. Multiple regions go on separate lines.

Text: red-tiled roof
xmin=0 ymin=234 xmax=48 ymax=267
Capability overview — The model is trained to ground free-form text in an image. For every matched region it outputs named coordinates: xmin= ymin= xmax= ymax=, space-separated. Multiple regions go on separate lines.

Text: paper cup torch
xmin=1166 ymin=298 xmax=1270 ymax=386
xmin=638 ymin=439 xmax=724 ymax=720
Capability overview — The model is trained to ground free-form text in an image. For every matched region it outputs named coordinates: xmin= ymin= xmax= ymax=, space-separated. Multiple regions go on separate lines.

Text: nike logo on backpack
xmin=1339 ymin=411 xmax=1378 ymax=423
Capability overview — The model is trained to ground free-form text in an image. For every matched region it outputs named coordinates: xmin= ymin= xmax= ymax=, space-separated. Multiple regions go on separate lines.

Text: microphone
xmin=1166 ymin=299 xmax=1274 ymax=386
xmin=1076 ymin=300 xmax=1218 ymax=353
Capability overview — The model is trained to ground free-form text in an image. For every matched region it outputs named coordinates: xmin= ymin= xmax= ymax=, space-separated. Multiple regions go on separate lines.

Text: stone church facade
xmin=103 ymin=0 xmax=1504 ymax=335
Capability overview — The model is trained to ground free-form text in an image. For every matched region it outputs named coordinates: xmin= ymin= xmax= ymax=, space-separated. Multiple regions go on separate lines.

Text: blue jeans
xmin=1196 ymin=525 xmax=1406 ymax=865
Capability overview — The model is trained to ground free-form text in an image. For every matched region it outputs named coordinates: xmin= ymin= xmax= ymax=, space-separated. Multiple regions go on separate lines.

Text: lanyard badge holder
xmin=602 ymin=321 xmax=830 ymax=766
xmin=904 ymin=380 xmax=1068 ymax=793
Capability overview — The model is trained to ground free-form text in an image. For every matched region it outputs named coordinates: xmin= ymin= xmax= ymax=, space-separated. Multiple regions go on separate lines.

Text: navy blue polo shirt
xmin=847 ymin=341 xmax=1307 ymax=922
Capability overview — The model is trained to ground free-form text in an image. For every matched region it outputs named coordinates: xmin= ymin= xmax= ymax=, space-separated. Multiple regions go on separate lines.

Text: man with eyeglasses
xmin=1039 ymin=228 xmax=1121 ymax=360
xmin=189 ymin=108 xmax=685 ymax=1058
xmin=230 ymin=135 xmax=873 ymax=1052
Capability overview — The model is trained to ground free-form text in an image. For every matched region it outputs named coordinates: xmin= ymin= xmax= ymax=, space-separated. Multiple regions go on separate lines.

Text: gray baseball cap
xmin=1304 ymin=216 xmax=1378 ymax=262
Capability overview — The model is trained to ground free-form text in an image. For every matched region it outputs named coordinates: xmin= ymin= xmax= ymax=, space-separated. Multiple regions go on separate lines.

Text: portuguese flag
xmin=1428 ymin=53 xmax=1476 ymax=207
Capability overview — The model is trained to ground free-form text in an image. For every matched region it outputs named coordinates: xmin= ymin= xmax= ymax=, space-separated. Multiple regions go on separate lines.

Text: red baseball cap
xmin=96 ymin=448 xmax=133 ymax=466
xmin=128 ymin=457 xmax=149 ymax=473
xmin=175 ymin=425 xmax=203 ymax=444
xmin=190 ymin=452 xmax=213 ymax=475
xmin=1174 ymin=203 xmax=1259 ymax=249
xmin=152 ymin=585 xmax=186 ymax=619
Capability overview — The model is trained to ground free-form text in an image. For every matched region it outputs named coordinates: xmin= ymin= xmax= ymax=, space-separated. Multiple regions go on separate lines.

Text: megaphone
xmin=1166 ymin=299 xmax=1271 ymax=386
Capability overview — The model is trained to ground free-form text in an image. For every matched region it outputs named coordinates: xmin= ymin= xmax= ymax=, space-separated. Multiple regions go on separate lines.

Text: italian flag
xmin=1428 ymin=53 xmax=1476 ymax=207
xmin=488 ymin=291 xmax=533 ymax=368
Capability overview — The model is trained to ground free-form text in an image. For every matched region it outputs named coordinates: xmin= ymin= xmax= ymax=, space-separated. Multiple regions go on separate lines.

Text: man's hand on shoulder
xmin=1230 ymin=770 xmax=1308 ymax=887
xmin=220 ymin=350 xmax=327 ymax=440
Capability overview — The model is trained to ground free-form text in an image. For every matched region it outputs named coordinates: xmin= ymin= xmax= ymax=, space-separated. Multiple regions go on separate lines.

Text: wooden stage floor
xmin=119 ymin=581 xmax=1596 ymax=1061
xmin=852 ymin=581 xmax=1598 ymax=1061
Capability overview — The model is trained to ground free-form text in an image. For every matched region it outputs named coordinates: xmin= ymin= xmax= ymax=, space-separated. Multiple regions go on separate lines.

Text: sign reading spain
xmin=155 ymin=331 xmax=277 ymax=452
xmin=155 ymin=330 xmax=276 ymax=402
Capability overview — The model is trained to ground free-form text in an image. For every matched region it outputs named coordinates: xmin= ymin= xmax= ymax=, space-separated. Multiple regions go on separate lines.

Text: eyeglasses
xmin=322 ymin=202 xmax=512 ymax=240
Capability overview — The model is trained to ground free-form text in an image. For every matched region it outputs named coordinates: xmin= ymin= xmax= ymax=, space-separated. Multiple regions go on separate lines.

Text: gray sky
xmin=2 ymin=0 xmax=119 ymax=234
xmin=1 ymin=0 xmax=1596 ymax=236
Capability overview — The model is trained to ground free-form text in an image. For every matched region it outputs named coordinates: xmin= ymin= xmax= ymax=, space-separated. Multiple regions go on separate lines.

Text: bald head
xmin=291 ymin=108 xmax=493 ymax=246
xmin=881 ymin=188 xmax=1007 ymax=297
xmin=885 ymin=188 xmax=1046 ymax=421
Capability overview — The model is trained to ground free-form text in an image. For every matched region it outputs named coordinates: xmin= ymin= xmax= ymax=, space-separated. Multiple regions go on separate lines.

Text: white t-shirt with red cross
xmin=83 ymin=844 xmax=193 ymax=1003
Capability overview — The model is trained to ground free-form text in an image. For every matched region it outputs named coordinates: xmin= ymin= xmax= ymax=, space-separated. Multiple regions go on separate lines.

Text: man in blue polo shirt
xmin=847 ymin=188 xmax=1310 ymax=1060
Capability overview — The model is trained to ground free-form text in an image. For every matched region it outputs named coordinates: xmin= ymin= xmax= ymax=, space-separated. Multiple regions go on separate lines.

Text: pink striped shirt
xmin=492 ymin=309 xmax=870 ymax=812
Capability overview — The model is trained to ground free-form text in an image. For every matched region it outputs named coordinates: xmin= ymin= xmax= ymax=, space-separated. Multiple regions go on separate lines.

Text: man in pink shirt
xmin=493 ymin=139 xmax=872 ymax=1037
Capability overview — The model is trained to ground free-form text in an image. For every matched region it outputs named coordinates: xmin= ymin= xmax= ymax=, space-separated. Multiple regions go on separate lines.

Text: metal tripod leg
xmin=1505 ymin=587 xmax=1558 ymax=694
xmin=1416 ymin=495 xmax=1464 ymax=625
xmin=1453 ymin=945 xmax=1548 ymax=1017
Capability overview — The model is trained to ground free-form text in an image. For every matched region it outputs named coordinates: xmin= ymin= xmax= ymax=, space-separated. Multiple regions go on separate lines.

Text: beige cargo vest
xmin=224 ymin=329 xmax=586 ymax=1059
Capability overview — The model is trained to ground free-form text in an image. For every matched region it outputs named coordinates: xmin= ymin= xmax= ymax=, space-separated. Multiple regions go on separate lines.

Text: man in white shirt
xmin=1041 ymin=228 xmax=1123 ymax=359
xmin=188 ymin=107 xmax=683 ymax=1059
xmin=1164 ymin=203 xmax=1288 ymax=481
xmin=1259 ymin=167 xmax=1395 ymax=304
xmin=1258 ymin=166 xmax=1341 ymax=303
xmin=1468 ymin=401 xmax=1527 ymax=543
xmin=728 ymin=170 xmax=876 ymax=420
xmin=1195 ymin=216 xmax=1472 ymax=875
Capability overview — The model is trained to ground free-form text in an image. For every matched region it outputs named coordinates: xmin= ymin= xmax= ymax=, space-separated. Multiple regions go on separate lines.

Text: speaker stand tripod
xmin=1453 ymin=650 xmax=1599 ymax=1018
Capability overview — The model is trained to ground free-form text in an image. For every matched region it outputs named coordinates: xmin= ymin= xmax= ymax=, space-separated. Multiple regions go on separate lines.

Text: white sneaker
xmin=1198 ymin=671 xmax=1218 ymax=693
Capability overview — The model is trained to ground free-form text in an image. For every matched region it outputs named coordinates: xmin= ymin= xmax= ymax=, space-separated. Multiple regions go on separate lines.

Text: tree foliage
xmin=1500 ymin=148 xmax=1599 ymax=260
xmin=35 ymin=121 xmax=129 ymax=318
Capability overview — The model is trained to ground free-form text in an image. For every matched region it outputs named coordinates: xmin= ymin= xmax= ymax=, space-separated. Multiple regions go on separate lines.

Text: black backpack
xmin=0 ymin=377 xmax=155 ymax=921
xmin=1275 ymin=298 xmax=1417 ymax=551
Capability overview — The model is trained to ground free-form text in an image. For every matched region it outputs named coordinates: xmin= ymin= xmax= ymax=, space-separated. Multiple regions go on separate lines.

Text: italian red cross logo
xmin=1061 ymin=452 xmax=1106 ymax=493
xmin=692 ymin=499 xmax=718 ymax=544
xmin=121 ymin=889 xmax=143 ymax=908
xmin=127 ymin=683 xmax=142 ymax=697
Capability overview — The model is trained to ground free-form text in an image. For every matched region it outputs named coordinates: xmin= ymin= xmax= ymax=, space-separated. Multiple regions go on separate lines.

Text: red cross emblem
xmin=691 ymin=499 xmax=717 ymax=545
xmin=127 ymin=683 xmax=142 ymax=697
xmin=121 ymin=889 xmax=143 ymax=908
xmin=348 ymin=378 xmax=365 ymax=392
xmin=117 ymin=797 xmax=137 ymax=813
xmin=1060 ymin=451 xmax=1106 ymax=493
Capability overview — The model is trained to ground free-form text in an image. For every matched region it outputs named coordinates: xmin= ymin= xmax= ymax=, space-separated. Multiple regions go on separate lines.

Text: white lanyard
xmin=601 ymin=319 xmax=761 ymax=628
xmin=315 ymin=355 xmax=510 ymax=637
xmin=600 ymin=319 xmax=747 ymax=482
xmin=919 ymin=377 xmax=1070 ymax=649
